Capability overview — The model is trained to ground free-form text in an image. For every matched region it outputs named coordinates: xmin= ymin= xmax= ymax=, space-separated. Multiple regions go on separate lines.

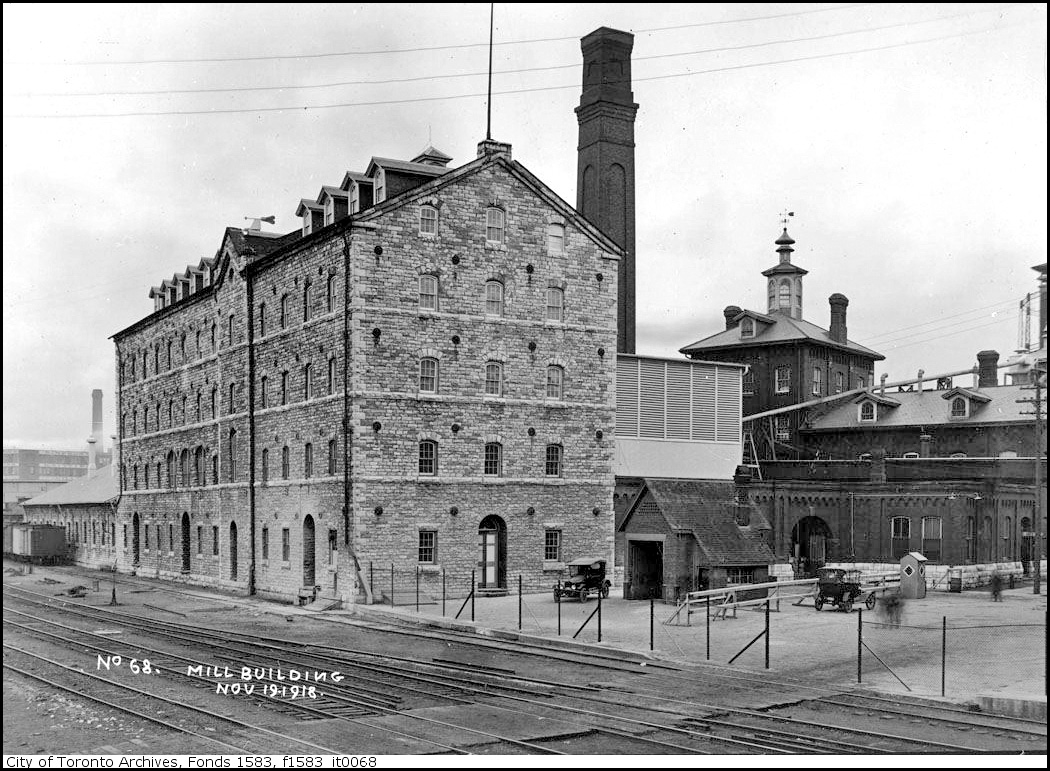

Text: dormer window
xmin=302 ymin=211 xmax=313 ymax=236
xmin=349 ymin=185 xmax=359 ymax=213
xmin=740 ymin=318 xmax=755 ymax=338
xmin=324 ymin=200 xmax=335 ymax=226
xmin=374 ymin=169 xmax=386 ymax=203
xmin=859 ymin=401 xmax=876 ymax=422
xmin=950 ymin=396 xmax=969 ymax=419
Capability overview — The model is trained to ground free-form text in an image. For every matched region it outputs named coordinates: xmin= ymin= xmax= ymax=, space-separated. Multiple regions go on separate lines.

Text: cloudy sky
xmin=3 ymin=2 xmax=1046 ymax=450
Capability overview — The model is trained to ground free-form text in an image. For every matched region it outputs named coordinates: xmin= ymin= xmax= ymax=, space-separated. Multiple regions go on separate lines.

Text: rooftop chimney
xmin=917 ymin=369 xmax=925 ymax=392
xmin=879 ymin=373 xmax=887 ymax=395
xmin=577 ymin=27 xmax=638 ymax=354
xmin=723 ymin=305 xmax=742 ymax=330
xmin=829 ymin=294 xmax=848 ymax=344
xmin=476 ymin=139 xmax=512 ymax=160
xmin=91 ymin=389 xmax=103 ymax=450
xmin=976 ymin=350 xmax=1000 ymax=388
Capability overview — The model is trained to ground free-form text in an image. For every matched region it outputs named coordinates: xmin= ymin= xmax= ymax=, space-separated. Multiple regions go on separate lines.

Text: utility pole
xmin=1018 ymin=367 xmax=1046 ymax=594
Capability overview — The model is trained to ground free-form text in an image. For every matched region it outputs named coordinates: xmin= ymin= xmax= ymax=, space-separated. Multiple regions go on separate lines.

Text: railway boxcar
xmin=3 ymin=524 xmax=12 ymax=556
xmin=9 ymin=523 xmax=68 ymax=564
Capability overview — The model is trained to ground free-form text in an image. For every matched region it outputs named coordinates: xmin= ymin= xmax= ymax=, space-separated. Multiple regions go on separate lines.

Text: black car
xmin=553 ymin=558 xmax=611 ymax=602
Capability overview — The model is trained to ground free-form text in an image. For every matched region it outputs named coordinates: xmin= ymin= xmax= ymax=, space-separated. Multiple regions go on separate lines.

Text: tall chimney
xmin=576 ymin=27 xmax=638 ymax=354
xmin=91 ymin=389 xmax=103 ymax=449
xmin=723 ymin=305 xmax=742 ymax=330
xmin=829 ymin=294 xmax=848 ymax=344
xmin=976 ymin=350 xmax=1000 ymax=388
xmin=87 ymin=436 xmax=97 ymax=471
xmin=879 ymin=373 xmax=887 ymax=395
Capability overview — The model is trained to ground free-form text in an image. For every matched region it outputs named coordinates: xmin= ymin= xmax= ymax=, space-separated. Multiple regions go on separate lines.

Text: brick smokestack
xmin=976 ymin=350 xmax=999 ymax=388
xmin=91 ymin=389 xmax=103 ymax=450
xmin=576 ymin=27 xmax=638 ymax=354
xmin=829 ymin=294 xmax=848 ymax=344
xmin=723 ymin=305 xmax=741 ymax=330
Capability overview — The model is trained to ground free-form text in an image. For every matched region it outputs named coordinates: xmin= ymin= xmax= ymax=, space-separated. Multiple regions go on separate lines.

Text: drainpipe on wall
xmin=245 ymin=267 xmax=257 ymax=596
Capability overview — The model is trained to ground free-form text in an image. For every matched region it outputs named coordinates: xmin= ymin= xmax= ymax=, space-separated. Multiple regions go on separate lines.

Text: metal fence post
xmin=650 ymin=598 xmax=654 ymax=651
xmin=706 ymin=596 xmax=711 ymax=661
xmin=390 ymin=562 xmax=394 ymax=607
xmin=764 ymin=599 xmax=770 ymax=669
xmin=857 ymin=609 xmax=863 ymax=684
xmin=518 ymin=574 xmax=522 ymax=631
xmin=442 ymin=568 xmax=446 ymax=617
xmin=471 ymin=569 xmax=475 ymax=622
xmin=415 ymin=565 xmax=419 ymax=613
xmin=369 ymin=561 xmax=374 ymax=604
xmin=941 ymin=615 xmax=947 ymax=697
xmin=557 ymin=586 xmax=561 ymax=636
xmin=597 ymin=591 xmax=602 ymax=643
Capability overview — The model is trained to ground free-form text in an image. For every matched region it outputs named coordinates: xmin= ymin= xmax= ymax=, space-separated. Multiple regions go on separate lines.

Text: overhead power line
xmin=21 ymin=3 xmax=875 ymax=66
xmin=878 ymin=315 xmax=1015 ymax=352
xmin=861 ymin=298 xmax=1020 ymax=344
xmin=18 ymin=5 xmax=1016 ymax=99
xmin=5 ymin=20 xmax=1026 ymax=120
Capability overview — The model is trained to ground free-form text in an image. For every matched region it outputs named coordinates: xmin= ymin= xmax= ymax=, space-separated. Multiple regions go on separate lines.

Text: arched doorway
xmin=478 ymin=515 xmax=507 ymax=589
xmin=181 ymin=513 xmax=191 ymax=573
xmin=303 ymin=515 xmax=316 ymax=587
xmin=132 ymin=513 xmax=140 ymax=565
xmin=791 ymin=515 xmax=832 ymax=576
xmin=229 ymin=522 xmax=238 ymax=580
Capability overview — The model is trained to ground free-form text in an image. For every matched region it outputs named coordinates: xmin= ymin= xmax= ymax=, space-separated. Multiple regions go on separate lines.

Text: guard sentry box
xmin=900 ymin=552 xmax=928 ymax=599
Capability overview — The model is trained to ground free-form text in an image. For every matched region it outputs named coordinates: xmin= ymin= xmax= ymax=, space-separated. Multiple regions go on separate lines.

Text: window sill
xmin=417 ymin=564 xmax=441 ymax=573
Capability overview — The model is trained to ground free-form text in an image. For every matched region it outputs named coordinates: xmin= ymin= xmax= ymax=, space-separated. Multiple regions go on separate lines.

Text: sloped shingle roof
xmin=22 ymin=464 xmax=118 ymax=507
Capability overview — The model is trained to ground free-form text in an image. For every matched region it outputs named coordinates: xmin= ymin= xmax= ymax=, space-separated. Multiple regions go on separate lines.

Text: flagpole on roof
xmin=486 ymin=3 xmax=494 ymax=141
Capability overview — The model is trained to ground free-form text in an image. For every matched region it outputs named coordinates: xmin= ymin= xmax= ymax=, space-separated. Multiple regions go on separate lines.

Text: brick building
xmin=112 ymin=138 xmax=622 ymax=603
xmin=679 ymin=228 xmax=883 ymax=460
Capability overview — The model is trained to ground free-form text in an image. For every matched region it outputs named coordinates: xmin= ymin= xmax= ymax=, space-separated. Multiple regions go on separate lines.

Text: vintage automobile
xmin=553 ymin=558 xmax=611 ymax=602
xmin=814 ymin=567 xmax=876 ymax=612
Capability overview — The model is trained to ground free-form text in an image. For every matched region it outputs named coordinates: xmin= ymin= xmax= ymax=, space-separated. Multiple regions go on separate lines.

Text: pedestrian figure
xmin=878 ymin=592 xmax=904 ymax=626
xmin=990 ymin=572 xmax=1003 ymax=602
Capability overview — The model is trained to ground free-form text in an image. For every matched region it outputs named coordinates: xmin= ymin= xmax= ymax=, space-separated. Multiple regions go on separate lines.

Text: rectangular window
xmin=727 ymin=567 xmax=755 ymax=585
xmin=123 ymin=524 xmax=128 ymax=549
xmin=262 ymin=527 xmax=269 ymax=560
xmin=484 ymin=363 xmax=502 ymax=396
xmin=418 ymin=530 xmax=436 ymax=563
xmin=775 ymin=366 xmax=791 ymax=394
xmin=212 ymin=526 xmax=219 ymax=556
xmin=328 ymin=529 xmax=337 ymax=566
xmin=419 ymin=275 xmax=438 ymax=310
xmin=144 ymin=525 xmax=150 ymax=551
xmin=282 ymin=528 xmax=290 ymax=562
xmin=742 ymin=370 xmax=755 ymax=396
xmin=418 ymin=441 xmax=437 ymax=475
xmin=484 ymin=443 xmax=502 ymax=476
xmin=485 ymin=208 xmax=504 ymax=243
xmin=419 ymin=206 xmax=438 ymax=235
xmin=812 ymin=367 xmax=822 ymax=396
xmin=419 ymin=358 xmax=438 ymax=393
xmin=891 ymin=516 xmax=910 ymax=560
xmin=545 ymin=287 xmax=564 ymax=322
xmin=328 ymin=438 xmax=337 ymax=475
xmin=197 ymin=525 xmax=202 ymax=555
xmin=304 ymin=443 xmax=313 ymax=478
xmin=774 ymin=415 xmax=791 ymax=441
xmin=835 ymin=372 xmax=845 ymax=393
xmin=544 ymin=529 xmax=561 ymax=561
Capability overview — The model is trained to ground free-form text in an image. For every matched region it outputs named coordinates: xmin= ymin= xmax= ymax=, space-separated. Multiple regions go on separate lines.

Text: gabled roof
xmin=941 ymin=386 xmax=992 ymax=404
xmin=680 ymin=308 xmax=884 ymax=360
xmin=412 ymin=145 xmax=453 ymax=165
xmin=365 ymin=156 xmax=450 ymax=178
xmin=805 ymin=384 xmax=1029 ymax=430
xmin=340 ymin=171 xmax=372 ymax=190
xmin=22 ymin=464 xmax=118 ymax=507
xmin=295 ymin=198 xmax=323 ymax=216
xmin=619 ymin=479 xmax=774 ymax=567
xmin=317 ymin=185 xmax=347 ymax=205
xmin=353 ymin=150 xmax=624 ymax=257
xmin=854 ymin=391 xmax=901 ymax=407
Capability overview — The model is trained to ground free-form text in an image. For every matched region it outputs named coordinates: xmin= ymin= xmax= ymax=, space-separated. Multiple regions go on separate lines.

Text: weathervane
xmin=244 ymin=215 xmax=276 ymax=232
xmin=779 ymin=210 xmax=795 ymax=227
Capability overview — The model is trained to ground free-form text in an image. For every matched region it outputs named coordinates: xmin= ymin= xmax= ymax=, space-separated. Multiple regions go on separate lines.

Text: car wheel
xmin=865 ymin=593 xmax=877 ymax=611
xmin=842 ymin=599 xmax=853 ymax=613
xmin=814 ymin=597 xmax=824 ymax=611
xmin=579 ymin=588 xmax=588 ymax=602
xmin=601 ymin=585 xmax=610 ymax=599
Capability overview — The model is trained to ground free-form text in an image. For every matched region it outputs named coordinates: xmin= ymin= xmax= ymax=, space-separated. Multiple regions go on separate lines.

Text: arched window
xmin=327 ymin=438 xmax=337 ymax=475
xmin=950 ymin=397 xmax=968 ymax=418
xmin=327 ymin=357 xmax=337 ymax=395
xmin=180 ymin=333 xmax=186 ymax=362
xmin=195 ymin=447 xmax=205 ymax=486
xmin=195 ymin=391 xmax=202 ymax=422
xmin=260 ymin=376 xmax=268 ymax=409
xmin=778 ymin=280 xmax=791 ymax=309
xmin=484 ymin=442 xmax=503 ymax=476
xmin=740 ymin=317 xmax=755 ymax=338
xmin=303 ymin=281 xmax=312 ymax=322
xmin=281 ymin=446 xmax=290 ymax=480
xmin=546 ymin=365 xmax=564 ymax=399
xmin=180 ymin=448 xmax=191 ymax=487
xmin=166 ymin=450 xmax=176 ymax=489
xmin=547 ymin=222 xmax=565 ymax=253
xmin=303 ymin=363 xmax=313 ymax=400
xmin=211 ymin=454 xmax=219 ymax=485
xmin=227 ymin=428 xmax=237 ymax=482
xmin=859 ymin=401 xmax=875 ymax=421
xmin=131 ymin=464 xmax=138 ymax=490
xmin=485 ymin=281 xmax=504 ymax=316
xmin=258 ymin=303 xmax=267 ymax=337
xmin=144 ymin=464 xmax=151 ymax=489
xmin=261 ymin=448 xmax=269 ymax=483
xmin=418 ymin=441 xmax=437 ymax=475
xmin=304 ymin=443 xmax=313 ymax=478
xmin=142 ymin=405 xmax=149 ymax=434
xmin=210 ymin=387 xmax=218 ymax=420
xmin=195 ymin=329 xmax=201 ymax=358
xmin=167 ymin=340 xmax=174 ymax=370
xmin=228 ymin=314 xmax=236 ymax=346
xmin=181 ymin=395 xmax=187 ymax=425
xmin=545 ymin=287 xmax=564 ymax=321
xmin=419 ymin=205 xmax=438 ymax=235
xmin=228 ymin=382 xmax=237 ymax=414
xmin=484 ymin=362 xmax=503 ymax=396
xmin=281 ymin=371 xmax=289 ymax=405
xmin=210 ymin=322 xmax=216 ymax=352
xmin=545 ymin=444 xmax=563 ymax=477
xmin=419 ymin=275 xmax=439 ymax=310
xmin=168 ymin=399 xmax=174 ymax=427
xmin=485 ymin=207 xmax=505 ymax=243
xmin=327 ymin=274 xmax=337 ymax=313
xmin=419 ymin=357 xmax=439 ymax=393
xmin=280 ymin=294 xmax=289 ymax=329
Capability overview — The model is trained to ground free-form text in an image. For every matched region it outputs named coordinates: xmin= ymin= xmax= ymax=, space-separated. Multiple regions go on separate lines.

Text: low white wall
xmin=823 ymin=560 xmax=1047 ymax=591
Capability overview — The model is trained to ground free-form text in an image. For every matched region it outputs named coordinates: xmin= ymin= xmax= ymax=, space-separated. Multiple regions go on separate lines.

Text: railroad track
xmin=6 ymin=583 xmax=1034 ymax=754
